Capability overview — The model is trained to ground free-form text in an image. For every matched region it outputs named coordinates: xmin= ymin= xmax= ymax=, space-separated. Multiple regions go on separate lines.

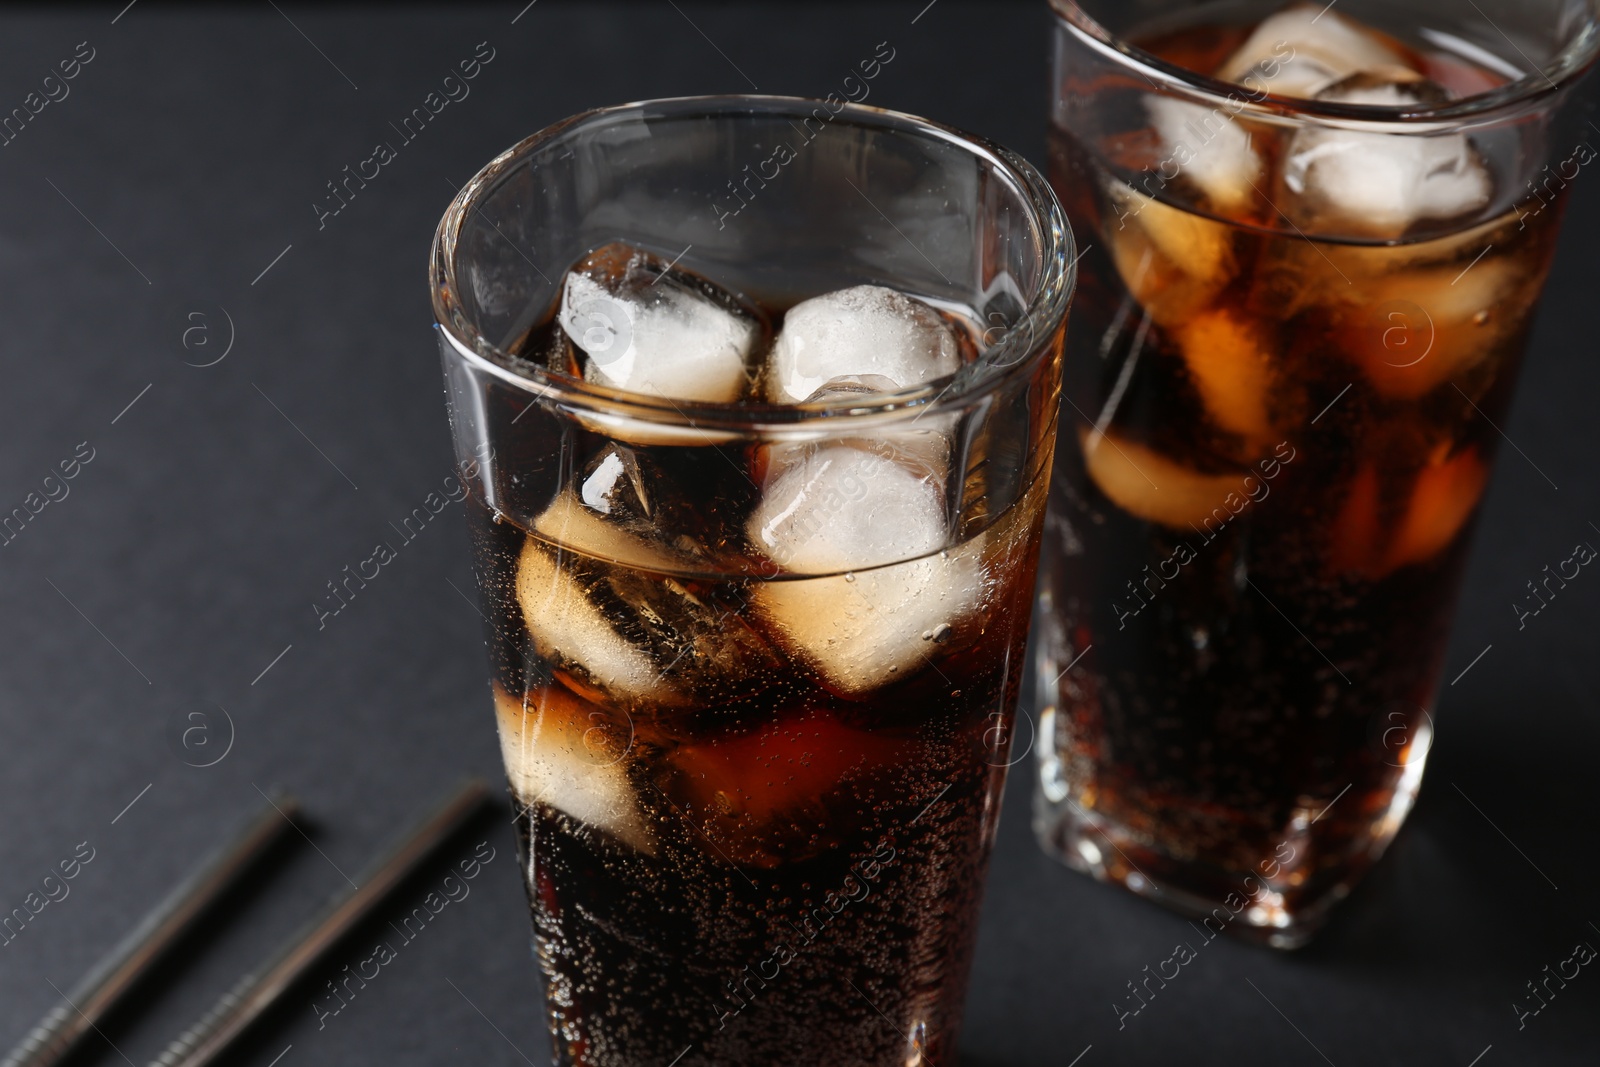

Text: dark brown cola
xmin=467 ymin=246 xmax=1055 ymax=1064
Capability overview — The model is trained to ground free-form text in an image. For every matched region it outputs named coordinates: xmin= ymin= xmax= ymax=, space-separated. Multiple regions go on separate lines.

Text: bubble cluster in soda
xmin=1037 ymin=0 xmax=1564 ymax=942
xmin=468 ymin=241 xmax=1053 ymax=1064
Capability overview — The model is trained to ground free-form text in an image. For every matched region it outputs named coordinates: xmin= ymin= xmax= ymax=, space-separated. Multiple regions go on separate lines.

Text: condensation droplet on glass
xmin=844 ymin=572 xmax=855 ymax=583
xmin=1472 ymin=309 xmax=1490 ymax=326
xmin=923 ymin=623 xmax=953 ymax=644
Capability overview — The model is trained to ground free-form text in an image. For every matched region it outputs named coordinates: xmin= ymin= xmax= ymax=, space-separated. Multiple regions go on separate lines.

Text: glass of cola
xmin=431 ymin=96 xmax=1074 ymax=1064
xmin=1035 ymin=0 xmax=1600 ymax=946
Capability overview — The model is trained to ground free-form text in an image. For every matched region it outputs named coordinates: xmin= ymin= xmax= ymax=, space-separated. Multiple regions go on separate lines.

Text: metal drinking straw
xmin=1 ymin=796 xmax=300 ymax=1067
xmin=146 ymin=779 xmax=489 ymax=1067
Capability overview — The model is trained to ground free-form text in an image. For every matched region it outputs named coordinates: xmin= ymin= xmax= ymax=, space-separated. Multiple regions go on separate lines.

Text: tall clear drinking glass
xmin=1033 ymin=1 xmax=1600 ymax=946
xmin=432 ymin=97 xmax=1073 ymax=1064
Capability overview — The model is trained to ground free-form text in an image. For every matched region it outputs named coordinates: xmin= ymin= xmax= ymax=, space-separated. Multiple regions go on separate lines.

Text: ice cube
xmin=748 ymin=445 xmax=947 ymax=573
xmin=516 ymin=534 xmax=682 ymax=705
xmin=517 ymin=523 xmax=784 ymax=714
xmin=1256 ymin=208 xmax=1529 ymax=398
xmin=1344 ymin=254 xmax=1519 ymax=399
xmin=493 ymin=683 xmax=654 ymax=852
xmin=752 ymin=553 xmax=984 ymax=697
xmin=765 ymin=285 xmax=962 ymax=405
xmin=1080 ymin=426 xmax=1247 ymax=529
xmin=531 ymin=446 xmax=690 ymax=573
xmin=1387 ymin=445 xmax=1489 ymax=570
xmin=1217 ymin=4 xmax=1410 ymax=99
xmin=557 ymin=243 xmax=760 ymax=403
xmin=760 ymin=374 xmax=955 ymax=493
xmin=1171 ymin=308 xmax=1275 ymax=444
xmin=580 ymin=447 xmax=648 ymax=518
xmin=1145 ymin=97 xmax=1263 ymax=213
xmin=600 ymin=566 xmax=785 ymax=710
xmin=746 ymin=445 xmax=982 ymax=694
xmin=1327 ymin=447 xmax=1488 ymax=577
xmin=534 ymin=491 xmax=687 ymax=574
xmin=1283 ymin=76 xmax=1492 ymax=238
xmin=1106 ymin=185 xmax=1238 ymax=328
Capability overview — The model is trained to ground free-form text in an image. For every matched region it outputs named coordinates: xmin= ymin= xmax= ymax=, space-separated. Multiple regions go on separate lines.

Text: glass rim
xmin=1050 ymin=0 xmax=1600 ymax=127
xmin=430 ymin=94 xmax=1074 ymax=433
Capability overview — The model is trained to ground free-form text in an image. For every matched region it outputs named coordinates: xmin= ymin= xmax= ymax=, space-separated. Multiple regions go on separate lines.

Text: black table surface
xmin=0 ymin=3 xmax=1595 ymax=1065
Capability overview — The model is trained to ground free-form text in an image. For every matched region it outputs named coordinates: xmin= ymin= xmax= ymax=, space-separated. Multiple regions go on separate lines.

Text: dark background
xmin=0 ymin=3 xmax=1595 ymax=1065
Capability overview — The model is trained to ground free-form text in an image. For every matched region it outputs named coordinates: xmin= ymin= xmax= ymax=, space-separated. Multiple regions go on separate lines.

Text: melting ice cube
xmin=516 ymin=534 xmax=682 ymax=704
xmin=1171 ymin=308 xmax=1275 ymax=444
xmin=532 ymin=446 xmax=688 ymax=573
xmin=1152 ymin=3 xmax=1419 ymax=211
xmin=761 ymin=372 xmax=956 ymax=511
xmin=1283 ymin=75 xmax=1492 ymax=238
xmin=1106 ymin=185 xmax=1240 ymax=328
xmin=523 ymin=477 xmax=784 ymax=709
xmin=493 ymin=683 xmax=654 ymax=853
xmin=534 ymin=491 xmax=686 ymax=575
xmin=752 ymin=554 xmax=983 ymax=697
xmin=1216 ymin=3 xmax=1411 ymax=98
xmin=748 ymin=446 xmax=947 ymax=574
xmin=1080 ymin=426 xmax=1247 ymax=530
xmin=1145 ymin=97 xmax=1264 ymax=213
xmin=557 ymin=243 xmax=761 ymax=403
xmin=765 ymin=285 xmax=962 ymax=405
xmin=746 ymin=445 xmax=982 ymax=695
